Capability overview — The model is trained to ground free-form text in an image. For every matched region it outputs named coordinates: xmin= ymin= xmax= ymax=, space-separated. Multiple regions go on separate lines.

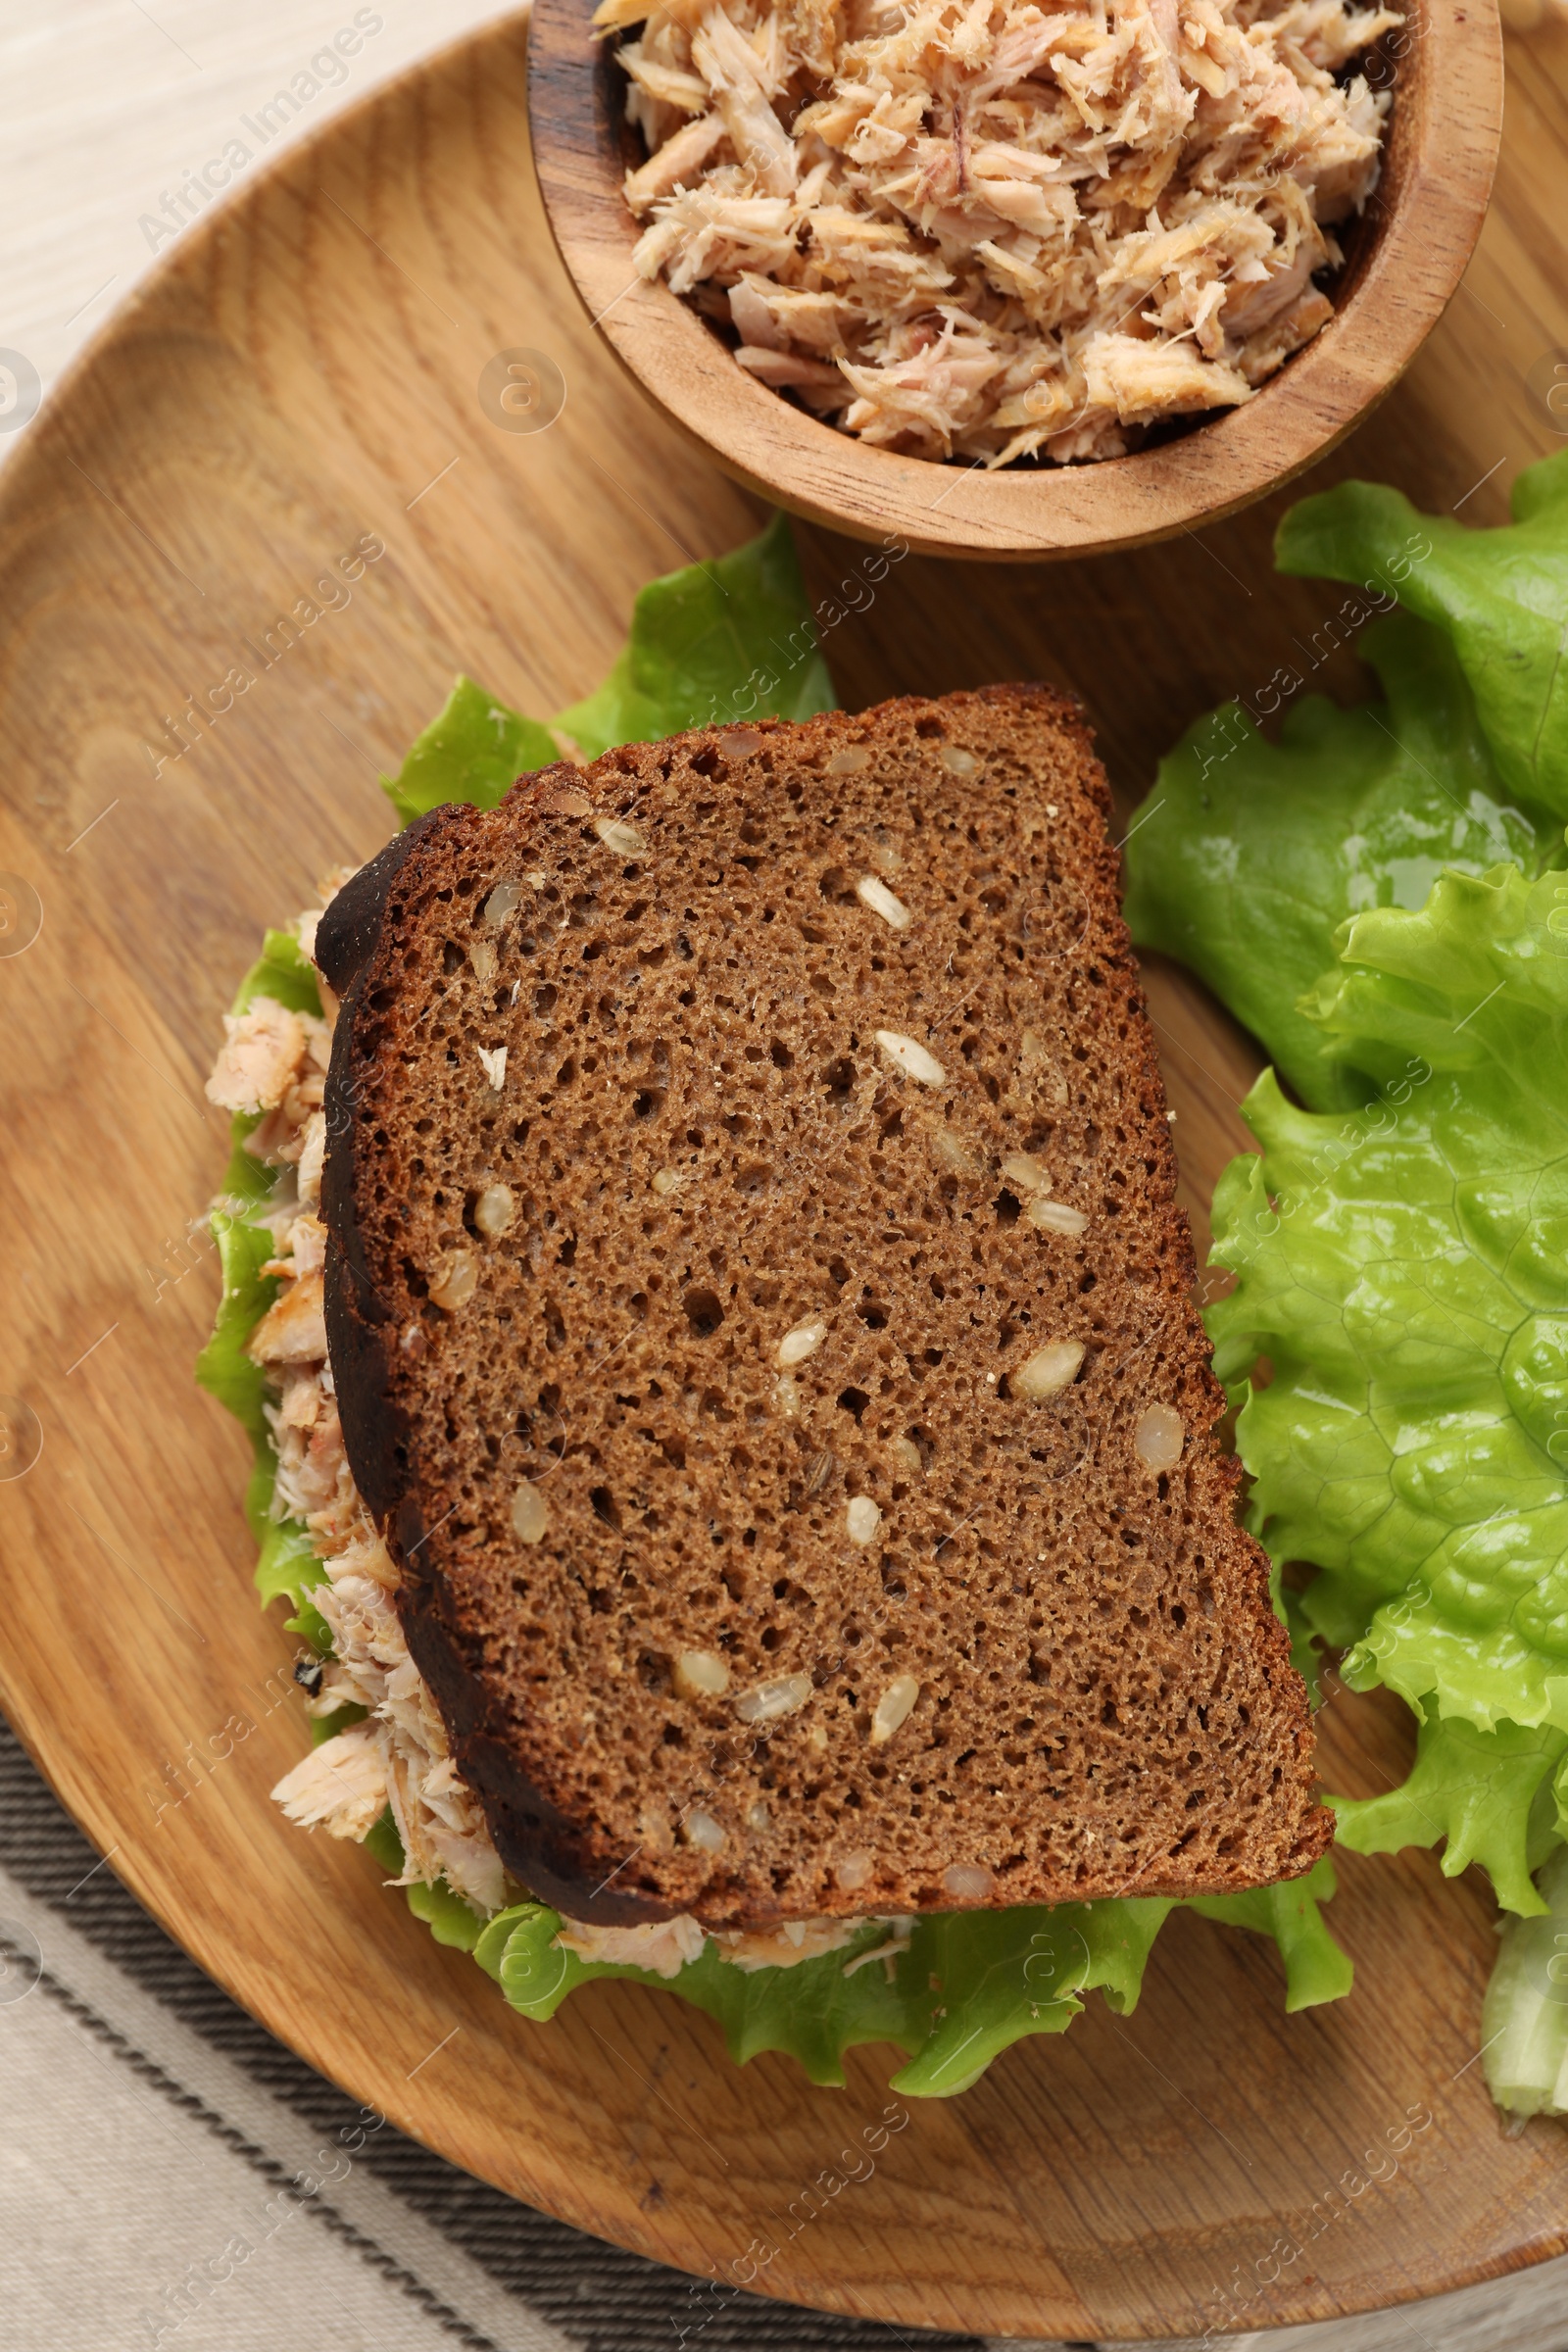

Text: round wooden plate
xmin=3 ymin=13 xmax=1568 ymax=2341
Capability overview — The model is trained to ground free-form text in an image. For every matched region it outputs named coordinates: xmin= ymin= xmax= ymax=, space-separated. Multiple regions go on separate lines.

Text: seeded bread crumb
xmin=319 ymin=687 xmax=1329 ymax=1929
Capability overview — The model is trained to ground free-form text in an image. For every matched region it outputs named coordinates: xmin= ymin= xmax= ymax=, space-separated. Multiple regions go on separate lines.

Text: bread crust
xmin=321 ymin=689 xmax=1330 ymax=1927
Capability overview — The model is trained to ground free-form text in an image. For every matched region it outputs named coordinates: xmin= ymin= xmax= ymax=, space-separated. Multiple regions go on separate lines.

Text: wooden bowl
xmin=529 ymin=0 xmax=1503 ymax=561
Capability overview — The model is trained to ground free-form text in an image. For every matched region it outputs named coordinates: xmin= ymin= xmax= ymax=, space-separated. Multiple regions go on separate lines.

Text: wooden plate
xmin=3 ymin=13 xmax=1568 ymax=2340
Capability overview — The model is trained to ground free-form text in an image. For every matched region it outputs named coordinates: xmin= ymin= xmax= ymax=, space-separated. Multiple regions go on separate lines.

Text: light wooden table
xmin=3 ymin=7 xmax=1567 ymax=2350
xmin=0 ymin=0 xmax=512 ymax=400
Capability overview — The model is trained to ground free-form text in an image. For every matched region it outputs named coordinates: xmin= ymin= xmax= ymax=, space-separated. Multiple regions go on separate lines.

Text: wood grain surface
xmin=3 ymin=11 xmax=1568 ymax=2342
xmin=529 ymin=0 xmax=1501 ymax=560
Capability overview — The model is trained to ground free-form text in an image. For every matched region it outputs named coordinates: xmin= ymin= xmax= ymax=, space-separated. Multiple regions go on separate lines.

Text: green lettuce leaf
xmin=1132 ymin=458 xmax=1568 ymax=2082
xmin=231 ymin=926 xmax=321 ymax=1017
xmin=468 ymin=1860 xmax=1346 ymax=2095
xmin=196 ymin=927 xmax=322 ymax=1601
xmin=886 ymin=1894 xmax=1174 ymax=2096
xmin=408 ymin=1874 xmax=486 ymax=1953
xmin=381 ymin=514 xmax=836 ymax=826
xmin=473 ymin=1909 xmax=917 ymax=2088
xmin=1277 ymin=1574 xmax=1330 ymax=1702
xmin=1122 ymin=614 xmax=1548 ymax=1112
xmin=381 ymin=678 xmax=560 ymax=828
xmin=1484 ymin=1843 xmax=1568 ymax=2117
xmin=1334 ymin=1716 xmax=1567 ymax=1917
xmin=195 ymin=1212 xmax=277 ymax=1493
xmin=364 ymin=1807 xmax=405 ymax=1878
xmin=1277 ymin=451 xmax=1568 ymax=822
xmin=1204 ymin=860 xmax=1568 ymax=1922
xmin=1212 ymin=862 xmax=1568 ymax=1736
xmin=254 ymin=1521 xmax=318 ymax=1603
xmin=553 ymin=509 xmax=836 ymax=758
xmin=1189 ymin=1857 xmax=1354 ymax=2010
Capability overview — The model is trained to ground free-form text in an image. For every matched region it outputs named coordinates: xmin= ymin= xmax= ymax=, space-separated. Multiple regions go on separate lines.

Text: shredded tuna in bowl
xmin=600 ymin=0 xmax=1399 ymax=465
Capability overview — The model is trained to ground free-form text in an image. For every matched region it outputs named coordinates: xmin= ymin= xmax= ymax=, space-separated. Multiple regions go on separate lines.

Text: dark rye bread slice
xmin=318 ymin=686 xmax=1329 ymax=1931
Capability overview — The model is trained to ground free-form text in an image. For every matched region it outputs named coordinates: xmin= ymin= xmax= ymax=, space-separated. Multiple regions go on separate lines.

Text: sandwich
xmin=200 ymin=525 xmax=1346 ymax=2095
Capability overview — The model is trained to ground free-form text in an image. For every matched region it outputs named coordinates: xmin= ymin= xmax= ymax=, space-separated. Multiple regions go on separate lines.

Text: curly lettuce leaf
xmin=1277 ymin=1574 xmax=1330 ymax=1702
xmin=195 ymin=1213 xmax=277 ymax=1488
xmin=1209 ymin=861 xmax=1568 ymax=1759
xmin=1136 ymin=459 xmax=1568 ymax=2063
xmin=382 ymin=514 xmax=836 ymax=826
xmin=468 ymin=1862 xmax=1346 ymax=2096
xmin=1334 ymin=1716 xmax=1567 ymax=1917
xmin=1189 ymin=1857 xmax=1354 ymax=2010
xmin=255 ymin=1522 xmax=320 ymax=1613
xmin=1484 ymin=1843 xmax=1568 ymax=2117
xmin=886 ymin=1894 xmax=1174 ymax=2095
xmin=474 ymin=1909 xmax=917 ymax=2088
xmin=1123 ymin=614 xmax=1548 ymax=1112
xmin=230 ymin=926 xmax=321 ymax=1018
xmin=1187 ymin=800 xmax=1568 ymax=1921
xmin=408 ymin=1873 xmax=486 ymax=1953
xmin=364 ymin=1806 xmax=404 ymax=1878
xmin=1277 ymin=451 xmax=1568 ymax=822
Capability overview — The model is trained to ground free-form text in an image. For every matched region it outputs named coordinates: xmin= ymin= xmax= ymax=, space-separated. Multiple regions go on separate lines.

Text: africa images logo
xmin=137 ymin=12 xmax=384 ymax=252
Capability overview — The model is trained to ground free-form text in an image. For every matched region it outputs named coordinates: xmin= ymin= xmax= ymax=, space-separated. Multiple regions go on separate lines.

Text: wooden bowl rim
xmin=529 ymin=0 xmax=1503 ymax=561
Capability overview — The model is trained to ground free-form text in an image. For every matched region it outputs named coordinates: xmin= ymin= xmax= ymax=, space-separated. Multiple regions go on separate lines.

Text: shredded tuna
xmin=215 ymin=883 xmax=511 ymax=1923
xmin=557 ymin=1912 xmax=881 ymax=1975
xmin=711 ymin=1915 xmax=861 ymax=1969
xmin=247 ymin=1269 xmax=328 ymax=1367
xmin=840 ymin=1914 xmax=914 ymax=1976
xmin=605 ymin=0 xmax=1397 ymax=462
xmin=206 ymin=998 xmax=309 ymax=1116
xmin=271 ymin=1722 xmax=388 ymax=1842
xmin=556 ymin=1915 xmax=710 ymax=1978
xmin=294 ymin=1572 xmax=500 ymax=1913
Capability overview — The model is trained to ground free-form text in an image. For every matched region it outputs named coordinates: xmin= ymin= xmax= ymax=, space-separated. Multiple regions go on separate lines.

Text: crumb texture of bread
xmin=321 ymin=688 xmax=1329 ymax=1928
